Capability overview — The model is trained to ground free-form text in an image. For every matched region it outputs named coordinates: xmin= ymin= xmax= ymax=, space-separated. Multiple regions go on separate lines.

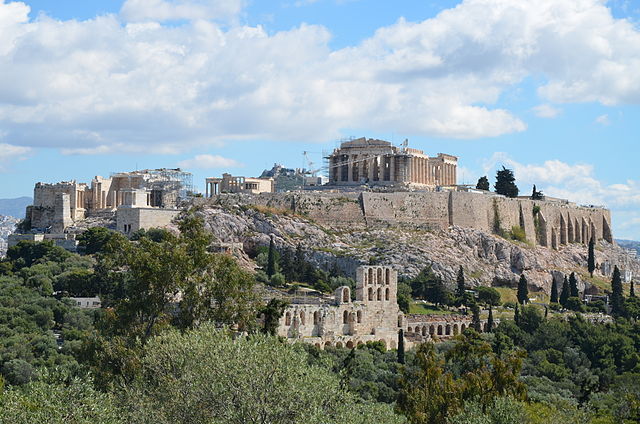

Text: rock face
xmin=189 ymin=203 xmax=640 ymax=296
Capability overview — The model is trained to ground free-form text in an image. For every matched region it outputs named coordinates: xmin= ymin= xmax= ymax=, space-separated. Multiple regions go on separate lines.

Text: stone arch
xmin=313 ymin=311 xmax=320 ymax=325
xmin=377 ymin=268 xmax=383 ymax=283
xmin=357 ymin=310 xmax=362 ymax=323
xmin=285 ymin=312 xmax=291 ymax=326
xmin=461 ymin=323 xmax=466 ymax=331
xmin=368 ymin=288 xmax=373 ymax=301
xmin=445 ymin=324 xmax=451 ymax=336
xmin=357 ymin=341 xmax=364 ymax=347
xmin=397 ymin=315 xmax=403 ymax=327
xmin=483 ymin=322 xmax=489 ymax=332
xmin=385 ymin=288 xmax=390 ymax=301
xmin=582 ymin=218 xmax=588 ymax=245
xmin=551 ymin=228 xmax=558 ymax=250
xmin=453 ymin=324 xmax=459 ymax=335
xmin=300 ymin=311 xmax=305 ymax=325
xmin=368 ymin=268 xmax=373 ymax=283
xmin=342 ymin=287 xmax=350 ymax=303
xmin=568 ymin=214 xmax=574 ymax=243
xmin=346 ymin=340 xmax=354 ymax=349
xmin=407 ymin=326 xmax=413 ymax=333
xmin=343 ymin=310 xmax=349 ymax=324
xmin=314 ymin=343 xmax=321 ymax=348
xmin=538 ymin=212 xmax=548 ymax=246
xmin=377 ymin=288 xmax=382 ymax=301
xmin=437 ymin=325 xmax=443 ymax=335
xmin=325 ymin=341 xmax=332 ymax=348
xmin=429 ymin=325 xmax=435 ymax=336
xmin=575 ymin=218 xmax=581 ymax=243
xmin=603 ymin=216 xmax=612 ymax=242
xmin=560 ymin=214 xmax=567 ymax=245
xmin=422 ymin=326 xmax=427 ymax=336
xmin=590 ymin=220 xmax=597 ymax=243
xmin=336 ymin=342 xmax=343 ymax=349
xmin=385 ymin=268 xmax=390 ymax=284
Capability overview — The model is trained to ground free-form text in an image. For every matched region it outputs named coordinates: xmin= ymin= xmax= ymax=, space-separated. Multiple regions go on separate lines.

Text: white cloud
xmin=120 ymin=0 xmax=244 ymax=23
xmin=0 ymin=0 xmax=639 ymax=155
xmin=532 ymin=104 xmax=562 ymax=118
xmin=177 ymin=154 xmax=242 ymax=169
xmin=595 ymin=114 xmax=611 ymax=125
xmin=0 ymin=143 xmax=31 ymax=172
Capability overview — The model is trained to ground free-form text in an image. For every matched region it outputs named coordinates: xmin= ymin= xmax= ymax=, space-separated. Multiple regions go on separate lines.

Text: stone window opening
xmin=343 ymin=310 xmax=349 ymax=324
xmin=368 ymin=288 xmax=373 ymax=301
xmin=385 ymin=269 xmax=390 ymax=284
xmin=368 ymin=268 xmax=373 ymax=283
xmin=300 ymin=311 xmax=305 ymax=325
xmin=385 ymin=288 xmax=390 ymax=301
xmin=408 ymin=326 xmax=413 ymax=333
xmin=397 ymin=316 xmax=403 ymax=327
xmin=313 ymin=311 xmax=320 ymax=325
xmin=342 ymin=288 xmax=349 ymax=303
xmin=285 ymin=312 xmax=291 ymax=326
xmin=346 ymin=341 xmax=354 ymax=349
xmin=377 ymin=288 xmax=382 ymax=301
xmin=357 ymin=311 xmax=362 ymax=323
xmin=377 ymin=268 xmax=383 ymax=283
xmin=429 ymin=325 xmax=435 ymax=336
xmin=446 ymin=325 xmax=451 ymax=336
xmin=437 ymin=325 xmax=443 ymax=335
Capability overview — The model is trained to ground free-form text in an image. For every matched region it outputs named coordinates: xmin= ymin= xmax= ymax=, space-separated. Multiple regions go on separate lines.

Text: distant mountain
xmin=0 ymin=197 xmax=32 ymax=219
xmin=615 ymin=239 xmax=640 ymax=256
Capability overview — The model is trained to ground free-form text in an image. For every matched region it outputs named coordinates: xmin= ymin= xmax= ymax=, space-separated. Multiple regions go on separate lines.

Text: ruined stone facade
xmin=26 ymin=168 xmax=191 ymax=233
xmin=205 ymin=173 xmax=274 ymax=196
xmin=278 ymin=265 xmax=494 ymax=350
xmin=326 ymin=137 xmax=457 ymax=187
xmin=208 ymin=190 xmax=613 ymax=248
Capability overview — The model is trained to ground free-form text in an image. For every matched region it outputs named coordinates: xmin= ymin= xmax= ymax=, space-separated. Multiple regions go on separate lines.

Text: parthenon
xmin=326 ymin=137 xmax=457 ymax=187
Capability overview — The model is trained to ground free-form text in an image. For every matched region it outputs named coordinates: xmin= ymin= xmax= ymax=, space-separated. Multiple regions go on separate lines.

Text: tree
xmin=125 ymin=325 xmax=403 ymax=424
xmin=487 ymin=305 xmax=494 ymax=333
xmin=588 ymin=237 xmax=596 ymax=277
xmin=560 ymin=276 xmax=570 ymax=307
xmin=531 ymin=184 xmax=544 ymax=200
xmin=472 ymin=303 xmax=482 ymax=332
xmin=396 ymin=282 xmax=412 ymax=314
xmin=630 ymin=280 xmax=635 ymax=298
xmin=550 ymin=278 xmax=559 ymax=304
xmin=514 ymin=303 xmax=520 ymax=326
xmin=397 ymin=329 xmax=405 ymax=365
xmin=494 ymin=167 xmax=519 ymax=198
xmin=517 ymin=274 xmax=529 ymax=305
xmin=476 ymin=176 xmax=490 ymax=191
xmin=77 ymin=227 xmax=117 ymax=255
xmin=611 ymin=265 xmax=624 ymax=316
xmin=260 ymin=298 xmax=289 ymax=336
xmin=267 ymin=234 xmax=276 ymax=278
xmin=455 ymin=266 xmax=466 ymax=303
xmin=569 ymin=272 xmax=579 ymax=298
xmin=477 ymin=286 xmax=501 ymax=306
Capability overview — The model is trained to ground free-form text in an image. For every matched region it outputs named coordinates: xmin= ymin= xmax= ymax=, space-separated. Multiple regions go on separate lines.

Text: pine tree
xmin=455 ymin=266 xmax=466 ymax=301
xmin=569 ymin=272 xmax=579 ymax=298
xmin=611 ymin=265 xmax=624 ymax=316
xmin=514 ymin=303 xmax=520 ymax=326
xmin=397 ymin=329 xmax=405 ymax=365
xmin=267 ymin=235 xmax=276 ymax=278
xmin=631 ymin=280 xmax=636 ymax=298
xmin=487 ymin=305 xmax=494 ymax=332
xmin=476 ymin=176 xmax=490 ymax=191
xmin=517 ymin=273 xmax=529 ymax=304
xmin=472 ymin=303 xmax=482 ymax=332
xmin=531 ymin=185 xmax=544 ymax=200
xmin=494 ymin=166 xmax=519 ymax=198
xmin=550 ymin=278 xmax=559 ymax=303
xmin=560 ymin=276 xmax=570 ymax=307
xmin=588 ymin=237 xmax=596 ymax=278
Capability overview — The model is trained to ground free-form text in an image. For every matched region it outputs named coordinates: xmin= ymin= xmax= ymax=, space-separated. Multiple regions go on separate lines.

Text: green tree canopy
xmin=494 ymin=167 xmax=519 ymax=198
xmin=476 ymin=176 xmax=490 ymax=191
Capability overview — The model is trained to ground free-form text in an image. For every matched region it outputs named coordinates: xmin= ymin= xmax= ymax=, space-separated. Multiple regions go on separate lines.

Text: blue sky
xmin=1 ymin=0 xmax=640 ymax=239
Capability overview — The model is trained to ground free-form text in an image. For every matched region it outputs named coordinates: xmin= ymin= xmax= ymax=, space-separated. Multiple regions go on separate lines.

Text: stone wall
xmin=206 ymin=191 xmax=613 ymax=247
xmin=116 ymin=208 xmax=181 ymax=234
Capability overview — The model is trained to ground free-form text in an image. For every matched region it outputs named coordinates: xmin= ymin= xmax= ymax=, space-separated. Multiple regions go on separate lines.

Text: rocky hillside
xmin=188 ymin=202 xmax=640 ymax=296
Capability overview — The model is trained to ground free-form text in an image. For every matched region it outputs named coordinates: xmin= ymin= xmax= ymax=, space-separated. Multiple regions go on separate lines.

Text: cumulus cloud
xmin=0 ymin=142 xmax=31 ymax=172
xmin=532 ymin=104 xmax=562 ymax=118
xmin=177 ymin=154 xmax=242 ymax=169
xmin=120 ymin=0 xmax=244 ymax=23
xmin=0 ymin=0 xmax=639 ymax=154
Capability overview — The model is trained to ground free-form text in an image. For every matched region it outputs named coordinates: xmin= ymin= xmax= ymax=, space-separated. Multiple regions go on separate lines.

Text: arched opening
xmin=385 ymin=288 xmax=390 ymax=301
xmin=483 ymin=322 xmax=488 ymax=332
xmin=461 ymin=323 xmax=466 ymax=331
xmin=343 ymin=310 xmax=349 ymax=324
xmin=453 ymin=324 xmax=459 ymax=335
xmin=368 ymin=288 xmax=373 ymax=301
xmin=397 ymin=315 xmax=403 ymax=327
xmin=429 ymin=325 xmax=435 ymax=336
xmin=560 ymin=214 xmax=567 ymax=245
xmin=285 ymin=312 xmax=291 ymax=326
xmin=568 ymin=215 xmax=574 ymax=243
xmin=300 ymin=311 xmax=305 ymax=325
xmin=368 ymin=268 xmax=373 ymax=283
xmin=408 ymin=326 xmax=413 ymax=333
xmin=437 ymin=325 xmax=443 ymax=335
xmin=446 ymin=324 xmax=451 ymax=336
xmin=313 ymin=311 xmax=319 ymax=325
xmin=325 ymin=341 xmax=332 ymax=348
xmin=342 ymin=288 xmax=349 ymax=303
xmin=422 ymin=326 xmax=427 ymax=336
xmin=385 ymin=268 xmax=390 ymax=284
xmin=357 ymin=341 xmax=364 ymax=347
xmin=346 ymin=341 xmax=354 ymax=349
xmin=357 ymin=311 xmax=362 ymax=323
xmin=377 ymin=268 xmax=383 ymax=283
xmin=314 ymin=343 xmax=321 ymax=348
xmin=377 ymin=288 xmax=382 ymax=301
xmin=336 ymin=342 xmax=343 ymax=349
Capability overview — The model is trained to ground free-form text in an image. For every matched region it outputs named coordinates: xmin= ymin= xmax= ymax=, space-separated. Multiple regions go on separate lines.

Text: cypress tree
xmin=560 ymin=276 xmax=570 ymax=307
xmin=487 ymin=305 xmax=494 ymax=332
xmin=517 ymin=273 xmax=529 ymax=305
xmin=550 ymin=278 xmax=559 ymax=303
xmin=631 ymin=280 xmax=636 ymax=298
xmin=472 ymin=303 xmax=482 ymax=332
xmin=397 ymin=329 xmax=405 ymax=364
xmin=267 ymin=234 xmax=276 ymax=278
xmin=569 ymin=272 xmax=579 ymax=298
xmin=588 ymin=237 xmax=596 ymax=277
xmin=611 ymin=265 xmax=624 ymax=316
xmin=456 ymin=266 xmax=465 ymax=301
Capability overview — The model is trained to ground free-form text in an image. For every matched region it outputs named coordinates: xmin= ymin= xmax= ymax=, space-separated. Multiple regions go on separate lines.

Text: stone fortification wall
xmin=206 ymin=191 xmax=612 ymax=247
xmin=116 ymin=208 xmax=180 ymax=234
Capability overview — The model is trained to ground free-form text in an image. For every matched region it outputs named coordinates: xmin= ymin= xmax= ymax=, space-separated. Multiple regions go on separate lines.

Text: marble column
xmin=347 ymin=155 xmax=354 ymax=183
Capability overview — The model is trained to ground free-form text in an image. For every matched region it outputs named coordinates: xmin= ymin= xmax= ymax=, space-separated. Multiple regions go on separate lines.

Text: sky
xmin=0 ymin=0 xmax=640 ymax=239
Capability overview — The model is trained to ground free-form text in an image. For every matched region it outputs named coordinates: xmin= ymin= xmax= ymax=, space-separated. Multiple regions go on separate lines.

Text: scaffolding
xmin=110 ymin=168 xmax=194 ymax=200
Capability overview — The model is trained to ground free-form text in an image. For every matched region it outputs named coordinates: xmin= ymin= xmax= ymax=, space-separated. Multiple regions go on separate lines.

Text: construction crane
xmin=303 ymin=151 xmax=323 ymax=177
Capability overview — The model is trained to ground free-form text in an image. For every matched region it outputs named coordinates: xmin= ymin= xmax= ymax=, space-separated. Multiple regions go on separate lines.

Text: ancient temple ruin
xmin=326 ymin=137 xmax=457 ymax=187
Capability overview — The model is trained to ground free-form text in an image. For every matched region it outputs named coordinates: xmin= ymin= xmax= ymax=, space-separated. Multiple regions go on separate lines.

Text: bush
xmin=547 ymin=302 xmax=561 ymax=311
xmin=509 ymin=226 xmax=527 ymax=243
xmin=565 ymin=297 xmax=585 ymax=312
xmin=269 ymin=272 xmax=286 ymax=287
xmin=503 ymin=301 xmax=516 ymax=309
xmin=1 ymin=359 xmax=36 ymax=386
xmin=477 ymin=286 xmax=501 ymax=306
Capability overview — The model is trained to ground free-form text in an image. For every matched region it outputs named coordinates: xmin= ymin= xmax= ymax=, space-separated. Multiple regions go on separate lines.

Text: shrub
xmin=509 ymin=226 xmax=527 ymax=243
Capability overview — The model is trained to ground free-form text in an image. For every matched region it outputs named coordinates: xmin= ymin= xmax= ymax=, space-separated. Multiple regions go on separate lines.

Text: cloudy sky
xmin=0 ymin=0 xmax=639 ymax=239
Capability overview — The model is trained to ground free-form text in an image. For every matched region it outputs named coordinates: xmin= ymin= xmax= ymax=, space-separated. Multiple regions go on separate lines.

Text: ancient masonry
xmin=278 ymin=265 xmax=494 ymax=349
xmin=23 ymin=168 xmax=192 ymax=236
xmin=326 ymin=137 xmax=457 ymax=187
